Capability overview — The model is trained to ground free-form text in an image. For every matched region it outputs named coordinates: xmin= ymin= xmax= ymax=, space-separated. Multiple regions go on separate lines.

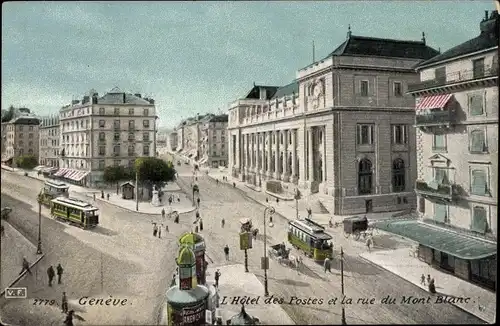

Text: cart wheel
xmin=343 ymin=232 xmax=350 ymax=239
xmin=354 ymin=232 xmax=361 ymax=241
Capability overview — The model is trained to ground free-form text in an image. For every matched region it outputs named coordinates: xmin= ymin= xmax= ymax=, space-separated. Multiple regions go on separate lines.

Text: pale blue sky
xmin=1 ymin=1 xmax=495 ymax=128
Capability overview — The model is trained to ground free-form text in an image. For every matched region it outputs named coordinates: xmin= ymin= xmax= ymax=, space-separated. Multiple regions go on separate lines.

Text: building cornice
xmin=417 ymin=46 xmax=498 ymax=71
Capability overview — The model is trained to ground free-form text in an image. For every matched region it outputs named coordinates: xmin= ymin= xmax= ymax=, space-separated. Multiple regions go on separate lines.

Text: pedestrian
xmin=199 ymin=219 xmax=204 ymax=231
xmin=195 ymin=225 xmax=199 ymax=233
xmin=324 ymin=257 xmax=331 ymax=273
xmin=64 ymin=310 xmax=74 ymax=326
xmin=56 ymin=263 xmax=64 ymax=284
xmin=216 ymin=179 xmax=219 ymax=185
xmin=101 ymin=190 xmax=104 ymax=199
xmin=20 ymin=257 xmax=32 ymax=275
xmin=61 ymin=292 xmax=69 ymax=313
xmin=107 ymin=193 xmax=110 ymax=201
xmin=221 ymin=218 xmax=225 ymax=228
xmin=158 ymin=224 xmax=162 ymax=238
xmin=307 ymin=208 xmax=312 ymax=218
xmin=165 ymin=225 xmax=169 ymax=233
xmin=223 ymin=245 xmax=229 ymax=261
xmin=266 ymin=198 xmax=268 ymax=203
xmin=161 ymin=208 xmax=165 ymax=219
xmin=420 ymin=274 xmax=426 ymax=286
xmin=233 ymin=182 xmax=236 ymax=188
xmin=428 ymin=278 xmax=436 ymax=294
xmin=214 ymin=269 xmax=221 ymax=287
xmin=276 ymin=198 xmax=279 ymax=204
xmin=93 ymin=193 xmax=96 ymax=201
xmin=168 ymin=196 xmax=172 ymax=206
xmin=177 ymin=195 xmax=180 ymax=203
xmin=174 ymin=215 xmax=179 ymax=224
xmin=47 ymin=266 xmax=55 ymax=286
xmin=427 ymin=274 xmax=431 ymax=285
xmin=366 ymin=237 xmax=373 ymax=252
xmin=153 ymin=223 xmax=158 ymax=237
xmin=197 ymin=197 xmax=200 ymax=207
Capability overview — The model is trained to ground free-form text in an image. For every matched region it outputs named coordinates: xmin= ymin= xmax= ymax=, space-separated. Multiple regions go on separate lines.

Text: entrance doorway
xmin=365 ymin=200 xmax=373 ymax=213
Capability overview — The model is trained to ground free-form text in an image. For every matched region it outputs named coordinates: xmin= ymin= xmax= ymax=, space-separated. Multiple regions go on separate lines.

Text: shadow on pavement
xmin=267 ymin=277 xmax=310 ymax=287
xmin=90 ymin=226 xmax=119 ymax=236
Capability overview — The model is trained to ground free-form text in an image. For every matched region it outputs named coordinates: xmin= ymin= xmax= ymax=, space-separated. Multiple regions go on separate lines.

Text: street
xmin=0 ymin=170 xmax=192 ymax=326
xmin=170 ymin=157 xmax=484 ymax=325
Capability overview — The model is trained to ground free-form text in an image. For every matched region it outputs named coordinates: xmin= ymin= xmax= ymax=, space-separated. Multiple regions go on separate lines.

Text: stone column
xmin=291 ymin=129 xmax=297 ymax=183
xmin=322 ymin=127 xmax=326 ymax=183
xmin=308 ymin=128 xmax=314 ymax=182
xmin=274 ymin=130 xmax=280 ymax=180
xmin=282 ymin=130 xmax=289 ymax=182
xmin=244 ymin=134 xmax=249 ymax=171
xmin=298 ymin=127 xmax=306 ymax=186
xmin=260 ymin=133 xmax=265 ymax=176
xmin=267 ymin=131 xmax=272 ymax=178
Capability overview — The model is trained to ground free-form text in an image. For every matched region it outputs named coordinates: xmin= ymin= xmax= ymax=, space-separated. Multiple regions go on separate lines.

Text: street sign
xmin=261 ymin=257 xmax=269 ymax=270
xmin=4 ymin=287 xmax=27 ymax=299
xmin=239 ymin=232 xmax=252 ymax=250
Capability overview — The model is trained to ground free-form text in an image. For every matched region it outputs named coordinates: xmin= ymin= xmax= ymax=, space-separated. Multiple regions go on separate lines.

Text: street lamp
xmin=340 ymin=246 xmax=346 ymax=325
xmin=263 ymin=206 xmax=275 ymax=296
xmin=294 ymin=188 xmax=301 ymax=219
xmin=36 ymin=195 xmax=43 ymax=254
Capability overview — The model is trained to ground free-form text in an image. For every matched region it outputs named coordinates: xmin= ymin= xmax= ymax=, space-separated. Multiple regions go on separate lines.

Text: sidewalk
xmin=205 ymin=264 xmax=295 ymax=325
xmin=0 ymin=221 xmax=44 ymax=291
xmin=360 ymin=248 xmax=496 ymax=324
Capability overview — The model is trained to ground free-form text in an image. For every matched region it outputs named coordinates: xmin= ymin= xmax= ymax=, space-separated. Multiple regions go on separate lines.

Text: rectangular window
xmin=469 ymin=129 xmax=486 ymax=153
xmin=471 ymin=169 xmax=488 ymax=196
xmin=19 ymin=126 xmax=24 ymax=131
xmin=99 ymin=146 xmax=105 ymax=156
xmin=434 ymin=203 xmax=448 ymax=223
xmin=432 ymin=134 xmax=446 ymax=151
xmin=393 ymin=82 xmax=402 ymax=97
xmin=471 ymin=206 xmax=488 ymax=233
xmin=356 ymin=124 xmax=374 ymax=145
xmin=360 ymin=80 xmax=369 ymax=97
xmin=114 ymin=120 xmax=120 ymax=129
xmin=472 ymin=58 xmax=485 ymax=79
xmin=143 ymin=120 xmax=150 ymax=128
xmin=143 ymin=145 xmax=150 ymax=155
xmin=29 ymin=126 xmax=33 ymax=131
xmin=19 ymin=133 xmax=24 ymax=138
xmin=99 ymin=120 xmax=105 ymax=128
xmin=99 ymin=132 xmax=105 ymax=141
xmin=435 ymin=67 xmax=446 ymax=81
xmin=128 ymin=108 xmax=134 ymax=115
xmin=469 ymin=94 xmax=484 ymax=116
xmin=128 ymin=146 xmax=135 ymax=156
xmin=128 ymin=160 xmax=134 ymax=168
xmin=29 ymin=133 xmax=33 ymax=139
xmin=434 ymin=168 xmax=449 ymax=184
xmin=128 ymin=120 xmax=135 ymax=129
xmin=392 ymin=125 xmax=407 ymax=144
xmin=98 ymin=160 xmax=105 ymax=170
xmin=114 ymin=108 xmax=120 ymax=115
xmin=114 ymin=133 xmax=120 ymax=141
xmin=113 ymin=146 xmax=120 ymax=155
xmin=128 ymin=132 xmax=135 ymax=141
xmin=99 ymin=108 xmax=105 ymax=115
xmin=143 ymin=132 xmax=150 ymax=141
xmin=143 ymin=108 xmax=149 ymax=116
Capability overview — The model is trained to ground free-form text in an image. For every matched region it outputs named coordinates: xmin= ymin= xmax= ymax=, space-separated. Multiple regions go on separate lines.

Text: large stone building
xmin=378 ymin=10 xmax=497 ymax=290
xmin=1 ymin=108 xmax=40 ymax=167
xmin=198 ymin=114 xmax=228 ymax=167
xmin=228 ymin=31 xmax=440 ymax=215
xmin=55 ymin=87 xmax=157 ymax=186
xmin=39 ymin=115 xmax=60 ymax=167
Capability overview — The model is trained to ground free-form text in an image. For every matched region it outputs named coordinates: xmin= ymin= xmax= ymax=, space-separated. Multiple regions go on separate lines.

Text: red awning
xmin=416 ymin=94 xmax=453 ymax=111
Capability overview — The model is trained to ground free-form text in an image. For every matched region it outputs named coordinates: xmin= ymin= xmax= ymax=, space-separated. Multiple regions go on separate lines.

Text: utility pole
xmin=100 ymin=252 xmax=104 ymax=293
xmin=135 ymin=170 xmax=139 ymax=211
xmin=340 ymin=247 xmax=346 ymax=325
xmin=36 ymin=200 xmax=43 ymax=254
xmin=312 ymin=40 xmax=315 ymax=63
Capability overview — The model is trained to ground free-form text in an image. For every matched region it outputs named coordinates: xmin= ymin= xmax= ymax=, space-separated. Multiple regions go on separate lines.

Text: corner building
xmin=228 ymin=32 xmax=439 ymax=215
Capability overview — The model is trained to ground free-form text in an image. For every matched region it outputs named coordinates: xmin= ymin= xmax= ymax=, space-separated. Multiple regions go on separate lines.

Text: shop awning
xmin=64 ymin=170 xmax=78 ymax=180
xmin=42 ymin=167 xmax=58 ymax=173
xmin=199 ymin=157 xmax=208 ymax=165
xmin=74 ymin=171 xmax=89 ymax=181
xmin=53 ymin=168 xmax=70 ymax=177
xmin=416 ymin=94 xmax=453 ymax=112
xmin=373 ymin=219 xmax=497 ymax=260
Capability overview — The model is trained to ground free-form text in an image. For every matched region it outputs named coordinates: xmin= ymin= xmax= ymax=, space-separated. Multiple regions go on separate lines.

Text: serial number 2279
xmin=33 ymin=299 xmax=57 ymax=306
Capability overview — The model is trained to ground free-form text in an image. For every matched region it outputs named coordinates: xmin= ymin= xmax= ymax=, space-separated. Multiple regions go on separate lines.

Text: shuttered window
xmin=434 ymin=203 xmax=447 ymax=223
xmin=471 ymin=206 xmax=488 ymax=233
xmin=470 ymin=130 xmax=486 ymax=153
xmin=433 ymin=134 xmax=446 ymax=150
xmin=469 ymin=94 xmax=484 ymax=116
xmin=471 ymin=170 xmax=487 ymax=196
xmin=434 ymin=168 xmax=449 ymax=184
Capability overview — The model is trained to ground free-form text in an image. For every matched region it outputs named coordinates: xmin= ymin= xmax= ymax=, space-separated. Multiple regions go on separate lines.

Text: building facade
xmin=198 ymin=114 xmax=228 ymax=168
xmin=1 ymin=108 xmax=40 ymax=166
xmin=167 ymin=130 xmax=177 ymax=151
xmin=57 ymin=87 xmax=157 ymax=186
xmin=182 ymin=117 xmax=201 ymax=160
xmin=228 ymin=32 xmax=439 ymax=215
xmin=400 ymin=10 xmax=497 ymax=290
xmin=39 ymin=115 xmax=60 ymax=167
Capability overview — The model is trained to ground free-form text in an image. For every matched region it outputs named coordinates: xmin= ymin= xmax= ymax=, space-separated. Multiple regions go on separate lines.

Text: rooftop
xmin=271 ymin=80 xmax=299 ymax=99
xmin=244 ymin=85 xmax=279 ymax=100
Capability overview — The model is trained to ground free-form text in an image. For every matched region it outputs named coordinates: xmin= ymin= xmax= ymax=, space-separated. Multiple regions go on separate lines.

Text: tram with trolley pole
xmin=50 ymin=197 xmax=99 ymax=229
xmin=39 ymin=180 xmax=70 ymax=206
xmin=287 ymin=218 xmax=333 ymax=261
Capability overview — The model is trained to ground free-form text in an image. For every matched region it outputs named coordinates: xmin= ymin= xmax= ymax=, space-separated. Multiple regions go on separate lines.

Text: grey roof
xmin=271 ymin=80 xmax=299 ymax=99
xmin=244 ymin=85 xmax=279 ymax=99
xmin=10 ymin=116 xmax=40 ymax=125
xmin=97 ymin=88 xmax=153 ymax=105
xmin=417 ymin=13 xmax=499 ymax=68
xmin=208 ymin=114 xmax=228 ymax=122
xmin=325 ymin=35 xmax=440 ymax=60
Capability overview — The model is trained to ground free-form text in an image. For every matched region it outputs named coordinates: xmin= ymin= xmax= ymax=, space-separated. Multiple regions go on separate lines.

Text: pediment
xmin=429 ymin=153 xmax=450 ymax=163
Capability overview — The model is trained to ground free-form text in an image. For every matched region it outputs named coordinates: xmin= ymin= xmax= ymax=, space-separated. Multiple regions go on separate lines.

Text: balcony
xmin=415 ymin=180 xmax=458 ymax=202
xmin=415 ymin=110 xmax=452 ymax=127
xmin=408 ymin=65 xmax=498 ymax=93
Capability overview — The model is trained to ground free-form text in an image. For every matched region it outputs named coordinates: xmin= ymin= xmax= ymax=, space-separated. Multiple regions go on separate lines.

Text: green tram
xmin=39 ymin=180 xmax=69 ymax=206
xmin=50 ymin=197 xmax=99 ymax=229
xmin=287 ymin=218 xmax=334 ymax=261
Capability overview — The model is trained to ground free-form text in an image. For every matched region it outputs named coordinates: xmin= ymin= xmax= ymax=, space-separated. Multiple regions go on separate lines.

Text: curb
xmin=264 ymin=190 xmax=294 ymax=201
xmin=357 ymin=254 xmax=493 ymax=324
xmin=0 ymin=254 xmax=46 ymax=297
xmin=87 ymin=194 xmax=197 ymax=216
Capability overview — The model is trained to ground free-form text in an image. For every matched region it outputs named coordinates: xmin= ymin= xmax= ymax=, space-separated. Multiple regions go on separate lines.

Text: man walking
xmin=56 ymin=263 xmax=64 ymax=284
xmin=161 ymin=208 xmax=166 ymax=220
xmin=158 ymin=224 xmax=162 ymax=238
xmin=197 ymin=197 xmax=200 ymax=208
xmin=324 ymin=257 xmax=331 ymax=273
xmin=223 ymin=245 xmax=229 ymax=261
xmin=47 ymin=265 xmax=55 ymax=286
xmin=366 ymin=236 xmax=373 ymax=252
xmin=214 ymin=269 xmax=221 ymax=288
xmin=61 ymin=292 xmax=69 ymax=313
xmin=20 ymin=257 xmax=32 ymax=275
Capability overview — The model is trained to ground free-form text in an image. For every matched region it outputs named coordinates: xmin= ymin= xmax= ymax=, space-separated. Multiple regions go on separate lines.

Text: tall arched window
xmin=358 ymin=159 xmax=372 ymax=195
xmin=392 ymin=159 xmax=406 ymax=192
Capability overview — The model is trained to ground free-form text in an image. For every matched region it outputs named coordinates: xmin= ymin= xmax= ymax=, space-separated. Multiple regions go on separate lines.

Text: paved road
xmin=0 ymin=170 xmax=192 ymax=325
xmin=169 ymin=159 xmax=484 ymax=325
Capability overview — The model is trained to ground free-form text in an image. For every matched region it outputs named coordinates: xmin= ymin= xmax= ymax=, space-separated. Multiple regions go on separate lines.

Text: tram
xmin=39 ymin=180 xmax=69 ymax=206
xmin=287 ymin=218 xmax=333 ymax=261
xmin=50 ymin=197 xmax=99 ymax=229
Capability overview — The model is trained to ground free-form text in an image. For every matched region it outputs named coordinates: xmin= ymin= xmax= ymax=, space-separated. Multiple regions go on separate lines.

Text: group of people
xmin=47 ymin=263 xmax=64 ymax=286
xmin=421 ymin=274 xmax=436 ymax=293
xmin=152 ymin=222 xmax=168 ymax=238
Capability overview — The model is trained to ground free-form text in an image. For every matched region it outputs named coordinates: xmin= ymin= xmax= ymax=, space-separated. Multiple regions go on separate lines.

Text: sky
xmin=2 ymin=1 xmax=495 ymax=128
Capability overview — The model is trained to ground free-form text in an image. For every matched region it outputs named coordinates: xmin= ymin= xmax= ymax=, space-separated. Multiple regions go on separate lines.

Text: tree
xmin=103 ymin=166 xmax=132 ymax=194
xmin=1 ymin=105 xmax=15 ymax=123
xmin=15 ymin=155 xmax=38 ymax=169
xmin=135 ymin=157 xmax=176 ymax=197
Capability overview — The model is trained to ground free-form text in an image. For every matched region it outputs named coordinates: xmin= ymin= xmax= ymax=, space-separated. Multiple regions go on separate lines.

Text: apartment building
xmin=167 ymin=130 xmax=177 ymax=151
xmin=39 ymin=115 xmax=60 ymax=167
xmin=228 ymin=30 xmax=439 ymax=215
xmin=1 ymin=108 xmax=40 ymax=167
xmin=55 ymin=87 xmax=157 ymax=186
xmin=198 ymin=114 xmax=228 ymax=168
xmin=378 ymin=11 xmax=498 ymax=291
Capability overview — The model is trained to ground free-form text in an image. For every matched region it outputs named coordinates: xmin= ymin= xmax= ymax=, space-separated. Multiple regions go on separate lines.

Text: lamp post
xmin=340 ymin=246 xmax=346 ymax=325
xmin=135 ymin=170 xmax=139 ymax=211
xmin=36 ymin=196 xmax=43 ymax=254
xmin=294 ymin=188 xmax=301 ymax=219
xmin=263 ymin=206 xmax=275 ymax=296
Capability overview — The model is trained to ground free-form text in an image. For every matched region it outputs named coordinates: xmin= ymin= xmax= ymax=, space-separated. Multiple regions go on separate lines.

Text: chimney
xmin=72 ymin=100 xmax=79 ymax=105
xmin=92 ymin=95 xmax=98 ymax=104
xmin=259 ymin=87 xmax=267 ymax=100
xmin=480 ymin=11 xmax=497 ymax=33
xmin=134 ymin=93 xmax=142 ymax=98
xmin=123 ymin=93 xmax=126 ymax=103
xmin=484 ymin=10 xmax=489 ymax=21
xmin=148 ymin=98 xmax=155 ymax=105
xmin=82 ymin=96 xmax=90 ymax=104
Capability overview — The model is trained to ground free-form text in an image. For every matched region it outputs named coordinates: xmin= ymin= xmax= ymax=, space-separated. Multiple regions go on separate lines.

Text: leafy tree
xmin=1 ymin=105 xmax=15 ymax=123
xmin=103 ymin=166 xmax=132 ymax=194
xmin=15 ymin=155 xmax=38 ymax=169
xmin=135 ymin=157 xmax=176 ymax=198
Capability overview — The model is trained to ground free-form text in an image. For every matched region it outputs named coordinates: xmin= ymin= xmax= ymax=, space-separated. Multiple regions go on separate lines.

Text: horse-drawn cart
xmin=268 ymin=243 xmax=296 ymax=268
xmin=240 ymin=218 xmax=259 ymax=239
xmin=343 ymin=215 xmax=375 ymax=240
